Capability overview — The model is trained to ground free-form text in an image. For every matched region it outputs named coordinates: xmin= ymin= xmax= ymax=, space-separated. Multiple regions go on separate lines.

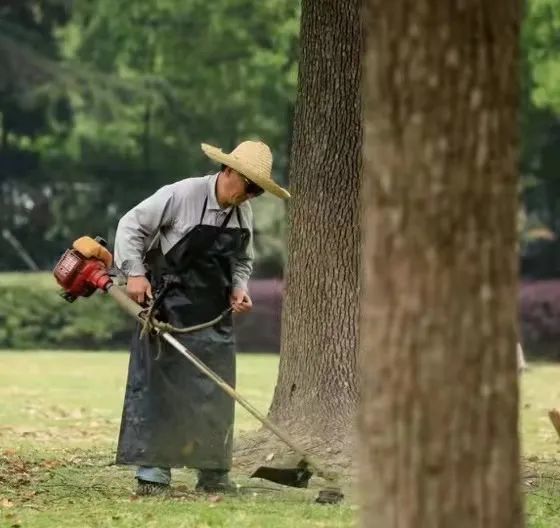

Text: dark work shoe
xmin=136 ymin=479 xmax=170 ymax=497
xmin=195 ymin=469 xmax=237 ymax=493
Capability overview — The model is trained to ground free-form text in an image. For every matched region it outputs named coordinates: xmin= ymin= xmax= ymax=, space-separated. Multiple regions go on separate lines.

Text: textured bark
xmin=359 ymin=1 xmax=523 ymax=527
xmin=267 ymin=0 xmax=362 ymax=443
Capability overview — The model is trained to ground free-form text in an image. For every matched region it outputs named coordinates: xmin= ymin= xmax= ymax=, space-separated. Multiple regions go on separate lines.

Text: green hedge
xmin=0 ymin=273 xmax=283 ymax=352
xmin=0 ymin=275 xmax=134 ymax=349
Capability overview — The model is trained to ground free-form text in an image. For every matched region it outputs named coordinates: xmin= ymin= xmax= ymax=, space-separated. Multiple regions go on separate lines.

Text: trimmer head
xmin=251 ymin=461 xmax=345 ymax=505
xmin=250 ymin=459 xmax=313 ymax=488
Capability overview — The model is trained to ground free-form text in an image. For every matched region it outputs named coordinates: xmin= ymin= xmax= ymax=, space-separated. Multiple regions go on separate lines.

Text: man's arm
xmin=232 ymin=203 xmax=254 ymax=293
xmin=230 ymin=203 xmax=254 ymax=313
xmin=114 ymin=184 xmax=177 ymax=277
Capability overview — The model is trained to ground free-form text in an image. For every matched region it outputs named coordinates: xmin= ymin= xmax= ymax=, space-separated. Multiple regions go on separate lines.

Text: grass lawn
xmin=0 ymin=273 xmax=55 ymax=289
xmin=0 ymin=352 xmax=559 ymax=527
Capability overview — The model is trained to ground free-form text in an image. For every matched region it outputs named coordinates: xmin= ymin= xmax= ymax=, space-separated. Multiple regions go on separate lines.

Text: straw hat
xmin=201 ymin=141 xmax=290 ymax=199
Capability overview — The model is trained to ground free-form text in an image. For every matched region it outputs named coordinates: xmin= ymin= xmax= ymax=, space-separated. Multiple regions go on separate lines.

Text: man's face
xmin=224 ymin=168 xmax=264 ymax=206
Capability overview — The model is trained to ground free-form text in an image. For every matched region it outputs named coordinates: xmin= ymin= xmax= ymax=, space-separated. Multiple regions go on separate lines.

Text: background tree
xmin=0 ymin=1 xmax=72 ymax=270
xmin=0 ymin=0 xmax=299 ymax=275
xmin=236 ymin=0 xmax=362 ymax=466
xmin=1 ymin=0 xmax=560 ymax=282
xmin=360 ymin=1 xmax=523 ymax=527
xmin=519 ymin=0 xmax=560 ymax=278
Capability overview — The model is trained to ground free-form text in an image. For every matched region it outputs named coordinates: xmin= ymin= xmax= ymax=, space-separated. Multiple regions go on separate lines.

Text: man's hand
xmin=230 ymin=288 xmax=252 ymax=314
xmin=127 ymin=276 xmax=152 ymax=305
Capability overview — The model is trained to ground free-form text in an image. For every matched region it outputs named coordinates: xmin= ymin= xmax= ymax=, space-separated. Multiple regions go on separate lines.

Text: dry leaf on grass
xmin=21 ymin=490 xmax=37 ymax=501
xmin=40 ymin=459 xmax=63 ymax=470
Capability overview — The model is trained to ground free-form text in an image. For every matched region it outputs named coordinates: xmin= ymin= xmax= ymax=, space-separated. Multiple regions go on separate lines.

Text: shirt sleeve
xmin=232 ymin=203 xmax=254 ymax=292
xmin=114 ymin=185 xmax=177 ymax=276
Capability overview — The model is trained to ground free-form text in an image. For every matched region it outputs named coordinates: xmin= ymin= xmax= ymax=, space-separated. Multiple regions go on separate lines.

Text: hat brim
xmin=201 ymin=143 xmax=291 ymax=199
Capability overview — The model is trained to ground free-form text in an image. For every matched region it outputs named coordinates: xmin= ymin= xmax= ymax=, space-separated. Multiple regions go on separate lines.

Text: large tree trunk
xmin=268 ymin=0 xmax=361 ymax=443
xmin=235 ymin=0 xmax=362 ymax=468
xmin=359 ymin=1 xmax=522 ymax=527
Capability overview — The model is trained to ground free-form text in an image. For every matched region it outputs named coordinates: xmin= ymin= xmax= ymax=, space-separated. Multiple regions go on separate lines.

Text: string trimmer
xmin=52 ymin=236 xmax=343 ymax=504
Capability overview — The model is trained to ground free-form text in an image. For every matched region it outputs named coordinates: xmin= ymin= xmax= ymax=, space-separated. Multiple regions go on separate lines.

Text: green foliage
xmin=62 ymin=0 xmax=299 ymax=192
xmin=0 ymin=280 xmax=132 ymax=349
xmin=57 ymin=0 xmax=299 ymax=257
xmin=0 ymin=2 xmax=75 ymax=271
xmin=252 ymin=194 xmax=287 ymax=277
xmin=0 ymin=0 xmax=298 ymax=274
xmin=524 ymin=0 xmax=560 ymax=113
xmin=4 ymin=0 xmax=560 ymax=278
xmin=0 ymin=272 xmax=283 ymax=351
xmin=519 ymin=0 xmax=560 ymax=276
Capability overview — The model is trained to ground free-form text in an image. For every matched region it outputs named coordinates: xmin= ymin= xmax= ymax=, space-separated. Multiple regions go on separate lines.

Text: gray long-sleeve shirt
xmin=114 ymin=173 xmax=254 ymax=292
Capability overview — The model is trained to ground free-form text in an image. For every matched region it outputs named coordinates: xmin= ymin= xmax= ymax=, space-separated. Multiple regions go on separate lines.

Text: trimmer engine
xmin=53 ymin=236 xmax=113 ymax=302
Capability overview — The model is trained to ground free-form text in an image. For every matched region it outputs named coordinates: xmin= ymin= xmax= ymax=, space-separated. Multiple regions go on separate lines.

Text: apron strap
xmin=199 ymin=197 xmax=209 ymax=224
xmin=221 ymin=207 xmax=236 ymax=228
xmin=200 ymin=194 xmax=238 ymax=228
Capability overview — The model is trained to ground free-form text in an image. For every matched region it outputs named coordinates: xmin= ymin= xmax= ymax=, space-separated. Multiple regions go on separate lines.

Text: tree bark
xmin=266 ymin=0 xmax=362 ymax=446
xmin=234 ymin=0 xmax=362 ymax=469
xmin=359 ymin=1 xmax=523 ymax=527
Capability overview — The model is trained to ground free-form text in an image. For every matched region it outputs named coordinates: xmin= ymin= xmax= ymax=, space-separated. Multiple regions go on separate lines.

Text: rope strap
xmin=139 ymin=303 xmax=233 ymax=339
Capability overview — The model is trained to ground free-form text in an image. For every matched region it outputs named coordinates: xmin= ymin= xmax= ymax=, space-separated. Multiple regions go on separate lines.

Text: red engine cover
xmin=53 ymin=249 xmax=113 ymax=301
xmin=53 ymin=250 xmax=84 ymax=290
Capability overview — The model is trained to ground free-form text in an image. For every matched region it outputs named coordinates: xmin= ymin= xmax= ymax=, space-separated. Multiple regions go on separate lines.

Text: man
xmin=114 ymin=140 xmax=290 ymax=496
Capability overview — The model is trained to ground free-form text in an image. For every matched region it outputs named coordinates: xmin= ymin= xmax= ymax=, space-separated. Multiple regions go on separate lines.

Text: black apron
xmin=116 ymin=197 xmax=250 ymax=470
